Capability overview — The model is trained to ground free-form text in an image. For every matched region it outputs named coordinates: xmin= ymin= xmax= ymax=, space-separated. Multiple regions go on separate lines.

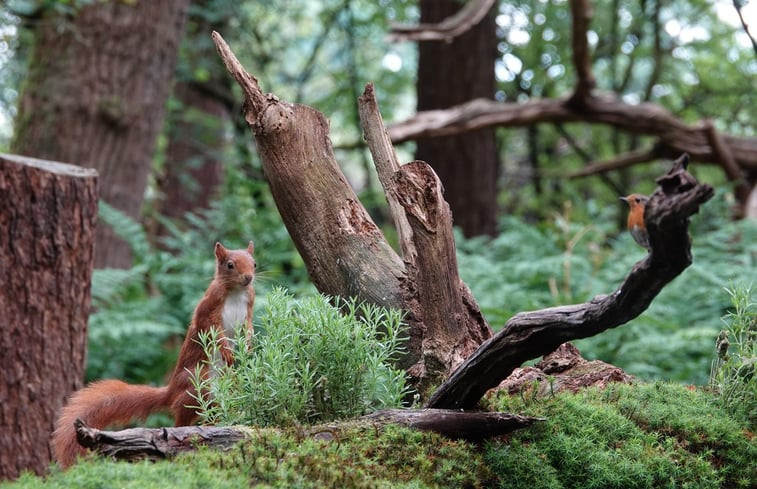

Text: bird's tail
xmin=52 ymin=379 xmax=170 ymax=468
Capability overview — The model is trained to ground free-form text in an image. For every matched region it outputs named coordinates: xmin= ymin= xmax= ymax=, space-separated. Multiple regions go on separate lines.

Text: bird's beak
xmin=619 ymin=196 xmax=628 ymax=202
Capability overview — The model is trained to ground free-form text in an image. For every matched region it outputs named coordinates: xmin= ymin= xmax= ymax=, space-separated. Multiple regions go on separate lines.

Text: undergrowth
xmin=90 ymin=184 xmax=756 ymax=388
xmin=709 ymin=284 xmax=756 ymax=424
xmin=7 ymin=382 xmax=754 ymax=488
xmin=458 ymin=190 xmax=757 ymax=384
xmin=189 ymin=288 xmax=408 ymax=426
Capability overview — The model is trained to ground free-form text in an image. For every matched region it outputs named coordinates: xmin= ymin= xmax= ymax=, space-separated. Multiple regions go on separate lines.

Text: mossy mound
xmin=485 ymin=381 xmax=755 ymax=488
xmin=5 ymin=382 xmax=754 ymax=489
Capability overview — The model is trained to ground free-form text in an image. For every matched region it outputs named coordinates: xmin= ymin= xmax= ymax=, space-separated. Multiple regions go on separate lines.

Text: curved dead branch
xmin=388 ymin=0 xmax=496 ymax=43
xmin=387 ymin=96 xmax=757 ymax=171
xmin=427 ymin=154 xmax=714 ymax=409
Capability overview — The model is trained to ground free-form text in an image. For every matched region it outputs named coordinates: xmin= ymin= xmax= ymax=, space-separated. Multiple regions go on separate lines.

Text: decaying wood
xmin=0 ymin=154 xmax=97 ymax=479
xmin=212 ymin=32 xmax=491 ymax=393
xmin=361 ymin=409 xmax=542 ymax=441
xmin=426 ymin=154 xmax=714 ymax=409
xmin=74 ymin=409 xmax=542 ymax=463
xmin=74 ymin=420 xmax=248 ymax=463
xmin=358 ymin=83 xmax=415 ymax=262
xmin=387 ymin=0 xmax=496 ymax=42
xmin=496 ymin=343 xmax=634 ymax=397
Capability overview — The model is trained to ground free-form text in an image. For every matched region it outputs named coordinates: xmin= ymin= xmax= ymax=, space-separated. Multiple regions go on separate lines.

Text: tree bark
xmin=11 ymin=1 xmax=190 ymax=268
xmin=426 ymin=155 xmax=714 ymax=409
xmin=0 ymin=154 xmax=97 ymax=480
xmin=152 ymin=1 xmax=236 ymax=241
xmin=212 ymin=33 xmax=491 ymax=395
xmin=154 ymin=82 xmax=229 ymax=238
xmin=414 ymin=0 xmax=500 ymax=238
xmin=73 ymin=409 xmax=542 ymax=463
xmin=498 ymin=342 xmax=634 ymax=396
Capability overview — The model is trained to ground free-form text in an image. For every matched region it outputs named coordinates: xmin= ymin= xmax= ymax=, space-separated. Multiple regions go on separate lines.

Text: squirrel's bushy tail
xmin=52 ymin=380 xmax=170 ymax=468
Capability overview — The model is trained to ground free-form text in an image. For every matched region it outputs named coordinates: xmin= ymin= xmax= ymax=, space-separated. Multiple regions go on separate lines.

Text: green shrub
xmin=189 ymin=288 xmax=408 ymax=426
xmin=709 ymin=283 xmax=756 ymax=424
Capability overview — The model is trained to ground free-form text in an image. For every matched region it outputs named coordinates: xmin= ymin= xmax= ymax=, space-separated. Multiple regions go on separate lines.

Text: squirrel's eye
xmin=226 ymin=261 xmax=234 ymax=270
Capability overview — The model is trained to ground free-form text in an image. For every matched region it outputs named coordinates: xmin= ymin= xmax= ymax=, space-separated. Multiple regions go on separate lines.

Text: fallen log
xmin=74 ymin=409 xmax=542 ymax=463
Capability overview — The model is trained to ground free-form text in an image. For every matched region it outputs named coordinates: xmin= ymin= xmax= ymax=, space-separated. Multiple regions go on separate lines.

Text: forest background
xmin=0 ymin=0 xmax=755 ymax=408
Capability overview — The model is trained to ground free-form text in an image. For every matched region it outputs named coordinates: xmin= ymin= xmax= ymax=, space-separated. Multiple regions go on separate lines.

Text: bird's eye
xmin=635 ymin=197 xmax=641 ymax=203
xmin=226 ymin=261 xmax=235 ymax=270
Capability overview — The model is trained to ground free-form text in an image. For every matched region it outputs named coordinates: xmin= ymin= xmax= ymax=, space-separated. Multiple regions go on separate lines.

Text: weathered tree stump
xmin=212 ymin=32 xmax=491 ymax=395
xmin=0 ymin=154 xmax=98 ymax=479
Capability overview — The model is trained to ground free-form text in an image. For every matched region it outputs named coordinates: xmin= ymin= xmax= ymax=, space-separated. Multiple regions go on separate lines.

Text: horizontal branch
xmin=74 ymin=419 xmax=247 ymax=463
xmin=567 ymin=147 xmax=658 ymax=178
xmin=363 ymin=409 xmax=542 ymax=441
xmin=74 ymin=409 xmax=542 ymax=462
xmin=387 ymin=0 xmax=495 ymax=42
xmin=387 ymin=96 xmax=757 ymax=171
xmin=427 ymin=154 xmax=714 ymax=409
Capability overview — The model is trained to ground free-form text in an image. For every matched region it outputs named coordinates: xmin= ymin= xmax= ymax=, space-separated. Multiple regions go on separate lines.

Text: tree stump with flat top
xmin=0 ymin=154 xmax=97 ymax=480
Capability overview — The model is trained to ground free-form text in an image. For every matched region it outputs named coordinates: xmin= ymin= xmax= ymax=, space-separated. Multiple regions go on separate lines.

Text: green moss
xmin=208 ymin=425 xmax=493 ymax=488
xmin=5 ymin=382 xmax=753 ymax=488
xmin=8 ymin=457 xmax=248 ymax=489
xmin=486 ymin=382 xmax=755 ymax=488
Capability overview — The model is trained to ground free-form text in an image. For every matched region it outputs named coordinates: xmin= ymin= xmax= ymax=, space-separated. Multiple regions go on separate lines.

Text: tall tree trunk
xmin=0 ymin=154 xmax=97 ymax=480
xmin=11 ymin=1 xmax=190 ymax=268
xmin=153 ymin=82 xmax=229 ymax=240
xmin=152 ymin=1 xmax=234 ymax=241
xmin=415 ymin=0 xmax=499 ymax=237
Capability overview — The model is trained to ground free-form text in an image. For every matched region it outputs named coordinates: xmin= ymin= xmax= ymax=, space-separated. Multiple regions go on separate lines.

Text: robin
xmin=620 ymin=194 xmax=650 ymax=251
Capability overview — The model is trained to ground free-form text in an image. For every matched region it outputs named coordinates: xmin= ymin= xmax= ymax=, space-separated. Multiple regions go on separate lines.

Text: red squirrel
xmin=52 ymin=241 xmax=256 ymax=468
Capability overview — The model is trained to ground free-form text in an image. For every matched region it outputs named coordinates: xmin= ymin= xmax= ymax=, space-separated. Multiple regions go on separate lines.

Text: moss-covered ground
xmin=5 ymin=382 xmax=754 ymax=489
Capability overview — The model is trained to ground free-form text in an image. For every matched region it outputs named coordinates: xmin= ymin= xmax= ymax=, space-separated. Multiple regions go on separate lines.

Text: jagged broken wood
xmin=426 ymin=154 xmax=714 ymax=409
xmin=212 ymin=31 xmax=490 ymax=393
xmin=74 ymin=410 xmax=542 ymax=463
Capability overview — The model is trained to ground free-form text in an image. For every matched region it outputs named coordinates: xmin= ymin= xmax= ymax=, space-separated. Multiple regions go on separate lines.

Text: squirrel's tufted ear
xmin=215 ymin=242 xmax=228 ymax=260
xmin=247 ymin=241 xmax=255 ymax=255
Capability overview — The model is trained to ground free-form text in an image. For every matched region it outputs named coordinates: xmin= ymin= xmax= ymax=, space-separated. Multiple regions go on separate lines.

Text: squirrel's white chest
xmin=221 ymin=289 xmax=250 ymax=336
